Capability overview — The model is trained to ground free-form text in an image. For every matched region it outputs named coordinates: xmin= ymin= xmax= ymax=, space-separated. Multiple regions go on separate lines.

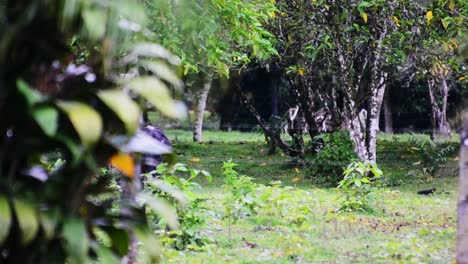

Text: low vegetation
xmin=136 ymin=130 xmax=459 ymax=263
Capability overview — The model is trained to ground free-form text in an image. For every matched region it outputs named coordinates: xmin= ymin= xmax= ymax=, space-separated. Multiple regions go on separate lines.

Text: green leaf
xmin=95 ymin=244 xmax=119 ymax=264
xmin=355 ymin=179 xmax=362 ymax=187
xmin=97 ymin=90 xmax=140 ymax=134
xmin=82 ymin=8 xmax=107 ymax=40
xmin=13 ymin=200 xmax=38 ymax=245
xmin=102 ymin=227 xmax=129 ymax=257
xmin=40 ymin=208 xmax=59 ymax=240
xmin=134 ymin=226 xmax=161 ymax=262
xmin=126 ymin=77 xmax=187 ymax=119
xmin=0 ymin=195 xmax=11 ymax=245
xmin=137 ymin=192 xmax=179 ymax=229
xmin=58 ymin=101 xmax=103 ymax=147
xmin=17 ymin=79 xmax=42 ymax=105
xmin=142 ymin=61 xmax=183 ymax=89
xmin=62 ymin=218 xmax=89 ymax=259
xmin=32 ymin=106 xmax=58 ymax=136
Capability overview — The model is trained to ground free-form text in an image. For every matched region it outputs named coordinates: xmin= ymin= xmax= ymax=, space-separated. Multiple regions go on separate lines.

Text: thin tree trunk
xmin=193 ymin=76 xmax=211 ymax=142
xmin=374 ymin=79 xmax=386 ymax=132
xmin=440 ymin=77 xmax=451 ymax=137
xmin=457 ymin=113 xmax=468 ymax=263
xmin=383 ymin=91 xmax=393 ymax=134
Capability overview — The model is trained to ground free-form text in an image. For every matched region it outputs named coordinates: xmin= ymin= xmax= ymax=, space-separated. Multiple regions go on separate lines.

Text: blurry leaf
xmin=297 ymin=69 xmax=305 ymax=76
xmin=17 ymin=79 xmax=42 ymax=105
xmin=115 ymin=129 xmax=172 ymax=155
xmin=95 ymin=244 xmax=119 ymax=264
xmin=82 ymin=9 xmax=107 ymax=40
xmin=136 ymin=192 xmax=179 ymax=229
xmin=32 ymin=106 xmax=58 ymax=137
xmin=131 ymin=43 xmax=181 ymax=65
xmin=0 ymin=195 xmax=11 ymax=244
xmin=392 ymin=16 xmax=400 ymax=27
xmin=23 ymin=165 xmax=48 ymax=182
xmin=97 ymin=90 xmax=140 ymax=134
xmin=102 ymin=227 xmax=129 ymax=257
xmin=291 ymin=177 xmax=301 ymax=183
xmin=40 ymin=209 xmax=59 ymax=240
xmin=58 ymin=101 xmax=103 ymax=147
xmin=142 ymin=61 xmax=183 ymax=89
xmin=62 ymin=218 xmax=89 ymax=259
xmin=441 ymin=17 xmax=451 ymax=30
xmin=134 ymin=227 xmax=161 ymax=262
xmin=126 ymin=77 xmax=187 ymax=119
xmin=362 ymin=12 xmax=368 ymax=23
xmin=150 ymin=179 xmax=188 ymax=205
xmin=426 ymin=11 xmax=433 ymax=24
xmin=109 ymin=153 xmax=135 ymax=178
xmin=189 ymin=158 xmax=200 ymax=163
xmin=13 ymin=200 xmax=38 ymax=245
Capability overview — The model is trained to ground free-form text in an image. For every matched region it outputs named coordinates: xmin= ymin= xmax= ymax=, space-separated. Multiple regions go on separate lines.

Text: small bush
xmin=143 ymin=163 xmax=212 ymax=250
xmin=337 ymin=161 xmax=383 ymax=212
xmin=307 ymin=131 xmax=358 ymax=185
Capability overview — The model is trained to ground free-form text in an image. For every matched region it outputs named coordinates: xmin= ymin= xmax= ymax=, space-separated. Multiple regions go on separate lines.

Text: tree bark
xmin=383 ymin=91 xmax=393 ymax=134
xmin=193 ymin=76 xmax=212 ymax=142
xmin=457 ymin=113 xmax=468 ymax=264
xmin=428 ymin=77 xmax=451 ymax=139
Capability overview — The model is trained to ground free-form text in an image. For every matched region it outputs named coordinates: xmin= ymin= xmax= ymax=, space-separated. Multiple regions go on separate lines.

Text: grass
xmin=143 ymin=129 xmax=459 ymax=263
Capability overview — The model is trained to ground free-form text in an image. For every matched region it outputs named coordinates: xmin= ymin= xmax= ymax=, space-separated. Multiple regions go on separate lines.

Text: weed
xmin=308 ymin=131 xmax=358 ymax=186
xmin=337 ymin=161 xmax=383 ymax=212
xmin=143 ymin=163 xmax=212 ymax=250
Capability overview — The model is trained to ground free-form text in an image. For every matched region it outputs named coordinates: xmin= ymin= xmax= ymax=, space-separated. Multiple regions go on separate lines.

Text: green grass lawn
xmin=143 ymin=129 xmax=459 ymax=263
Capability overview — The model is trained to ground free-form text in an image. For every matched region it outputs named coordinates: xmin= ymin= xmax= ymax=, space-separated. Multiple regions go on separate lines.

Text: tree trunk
xmin=428 ymin=78 xmax=451 ymax=139
xmin=374 ymin=79 xmax=386 ymax=132
xmin=439 ymin=77 xmax=450 ymax=137
xmin=457 ymin=113 xmax=468 ymax=263
xmin=193 ymin=76 xmax=211 ymax=142
xmin=383 ymin=91 xmax=393 ymax=134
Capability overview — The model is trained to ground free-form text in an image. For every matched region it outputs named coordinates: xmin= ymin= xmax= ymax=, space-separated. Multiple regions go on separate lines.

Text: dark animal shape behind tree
xmin=141 ymin=125 xmax=171 ymax=174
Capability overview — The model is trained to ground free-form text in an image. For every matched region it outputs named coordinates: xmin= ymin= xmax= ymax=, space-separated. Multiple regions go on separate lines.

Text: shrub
xmin=308 ymin=131 xmax=358 ymax=185
xmin=142 ymin=163 xmax=212 ymax=251
xmin=337 ymin=161 xmax=383 ymax=212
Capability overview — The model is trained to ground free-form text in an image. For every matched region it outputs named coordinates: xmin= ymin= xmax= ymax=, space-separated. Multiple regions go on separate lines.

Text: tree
xmin=146 ymin=0 xmax=278 ymax=142
xmin=0 ymin=0 xmax=185 ymax=262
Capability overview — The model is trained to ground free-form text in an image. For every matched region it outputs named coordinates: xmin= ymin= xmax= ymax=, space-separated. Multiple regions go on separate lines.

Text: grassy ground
xmin=146 ymin=129 xmax=459 ymax=263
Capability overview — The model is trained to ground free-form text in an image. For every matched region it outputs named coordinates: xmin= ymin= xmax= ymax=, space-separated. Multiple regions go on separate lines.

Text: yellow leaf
xmin=189 ymin=158 xmax=200 ymax=163
xmin=449 ymin=0 xmax=455 ymax=11
xmin=426 ymin=11 xmax=433 ymax=24
xmin=109 ymin=154 xmax=135 ymax=178
xmin=459 ymin=76 xmax=466 ymax=81
xmin=392 ymin=16 xmax=400 ymax=27
xmin=270 ymin=11 xmax=276 ymax=18
xmin=297 ymin=69 xmax=305 ymax=76
xmin=362 ymin=12 xmax=368 ymax=23
xmin=291 ymin=177 xmax=301 ymax=183
xmin=280 ymin=12 xmax=286 ymax=17
xmin=294 ymin=168 xmax=301 ymax=173
xmin=260 ymin=162 xmax=267 ymax=166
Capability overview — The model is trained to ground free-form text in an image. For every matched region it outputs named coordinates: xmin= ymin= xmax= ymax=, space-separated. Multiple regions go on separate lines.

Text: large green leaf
xmin=32 ymin=106 xmax=58 ymax=136
xmin=17 ymin=79 xmax=42 ymax=106
xmin=134 ymin=226 xmax=162 ymax=262
xmin=97 ymin=90 xmax=140 ymax=134
xmin=62 ymin=218 xmax=89 ymax=260
xmin=82 ymin=8 xmax=107 ymax=40
xmin=40 ymin=208 xmax=59 ymax=240
xmin=0 ymin=195 xmax=11 ymax=245
xmin=58 ymin=101 xmax=103 ymax=147
xmin=126 ymin=77 xmax=187 ymax=119
xmin=13 ymin=200 xmax=38 ymax=245
xmin=102 ymin=227 xmax=129 ymax=257
xmin=136 ymin=192 xmax=179 ymax=229
xmin=141 ymin=60 xmax=183 ymax=89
